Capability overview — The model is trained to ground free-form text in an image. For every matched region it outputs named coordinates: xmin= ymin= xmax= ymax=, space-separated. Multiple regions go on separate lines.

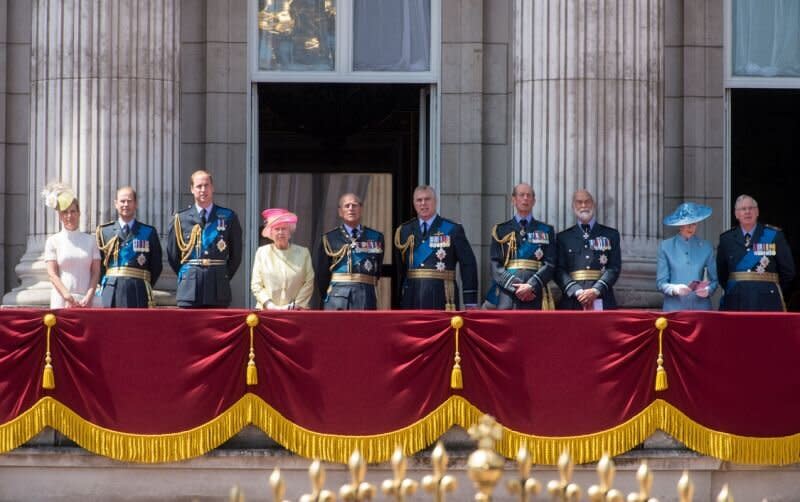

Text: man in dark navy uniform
xmin=555 ymin=189 xmax=621 ymax=310
xmin=315 ymin=193 xmax=384 ymax=310
xmin=96 ymin=186 xmax=163 ymax=307
xmin=717 ymin=194 xmax=795 ymax=311
xmin=394 ymin=185 xmax=478 ymax=310
xmin=167 ymin=170 xmax=243 ymax=308
xmin=488 ymin=183 xmax=556 ymax=310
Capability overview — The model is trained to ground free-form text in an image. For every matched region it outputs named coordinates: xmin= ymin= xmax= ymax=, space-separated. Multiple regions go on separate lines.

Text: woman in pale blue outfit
xmin=657 ymin=202 xmax=718 ymax=311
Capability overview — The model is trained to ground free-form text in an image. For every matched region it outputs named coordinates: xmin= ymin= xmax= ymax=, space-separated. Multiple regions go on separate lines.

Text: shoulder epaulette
xmin=721 ymin=227 xmax=739 ymax=236
xmin=99 ymin=220 xmax=116 ymax=227
xmin=766 ymin=224 xmax=783 ymax=231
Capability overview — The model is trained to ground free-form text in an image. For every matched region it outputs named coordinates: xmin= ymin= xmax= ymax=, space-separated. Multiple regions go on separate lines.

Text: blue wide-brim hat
xmin=663 ymin=202 xmax=712 ymax=226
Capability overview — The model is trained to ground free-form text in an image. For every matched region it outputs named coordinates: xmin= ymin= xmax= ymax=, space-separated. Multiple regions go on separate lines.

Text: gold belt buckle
xmin=201 ymin=259 xmax=210 ymax=266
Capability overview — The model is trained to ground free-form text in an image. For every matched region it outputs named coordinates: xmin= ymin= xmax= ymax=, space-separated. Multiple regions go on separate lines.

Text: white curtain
xmin=733 ymin=0 xmax=800 ymax=77
xmin=353 ymin=0 xmax=431 ymax=71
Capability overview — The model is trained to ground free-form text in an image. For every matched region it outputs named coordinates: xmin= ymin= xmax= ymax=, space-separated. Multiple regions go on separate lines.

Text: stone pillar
xmin=3 ymin=0 xmax=180 ymax=305
xmin=513 ymin=0 xmax=663 ymax=305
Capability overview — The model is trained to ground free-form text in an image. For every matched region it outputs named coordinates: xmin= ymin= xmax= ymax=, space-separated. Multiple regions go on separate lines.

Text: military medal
xmin=137 ymin=254 xmax=147 ymax=266
xmin=599 ymin=254 xmax=608 ymax=265
xmin=363 ymin=259 xmax=373 ymax=272
xmin=435 ymin=261 xmax=447 ymax=272
xmin=756 ymin=256 xmax=769 ymax=273
xmin=217 ymin=239 xmax=227 ymax=252
xmin=534 ymin=247 xmax=544 ymax=260
xmin=217 ymin=218 xmax=227 ymax=231
xmin=436 ymin=248 xmax=447 ymax=260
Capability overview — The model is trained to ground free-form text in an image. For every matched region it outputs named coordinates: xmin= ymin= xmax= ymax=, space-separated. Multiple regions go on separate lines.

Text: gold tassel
xmin=450 ymin=316 xmax=463 ymax=389
xmin=245 ymin=313 xmax=260 ymax=386
xmin=654 ymin=317 xmax=668 ymax=391
xmin=42 ymin=314 xmax=57 ymax=390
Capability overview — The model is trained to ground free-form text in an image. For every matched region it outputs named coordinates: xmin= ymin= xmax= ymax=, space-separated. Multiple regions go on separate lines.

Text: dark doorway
xmin=731 ymin=89 xmax=800 ymax=308
xmin=257 ymin=83 xmax=426 ymax=308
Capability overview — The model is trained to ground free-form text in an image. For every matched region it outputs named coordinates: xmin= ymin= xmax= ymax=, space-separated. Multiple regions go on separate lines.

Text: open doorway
xmin=257 ymin=83 xmax=426 ymax=308
xmin=730 ymin=89 xmax=800 ymax=308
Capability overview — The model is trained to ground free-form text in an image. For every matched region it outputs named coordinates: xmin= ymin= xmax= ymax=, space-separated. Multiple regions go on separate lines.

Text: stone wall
xmin=181 ymin=0 xmax=249 ymax=306
xmin=1 ymin=0 xmax=31 ymax=295
xmin=664 ymin=0 xmax=725 ymax=243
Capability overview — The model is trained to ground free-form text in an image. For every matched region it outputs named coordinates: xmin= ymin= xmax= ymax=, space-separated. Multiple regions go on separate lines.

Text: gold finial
xmin=381 ymin=446 xmax=418 ymax=502
xmin=339 ymin=450 xmax=376 ymax=501
xmin=229 ymin=484 xmax=245 ymax=502
xmin=587 ymin=454 xmax=624 ymax=502
xmin=626 ymin=462 xmax=657 ymax=502
xmin=546 ymin=451 xmax=581 ymax=502
xmin=270 ymin=468 xmax=290 ymax=502
xmin=467 ymin=415 xmax=505 ymax=501
xmin=716 ymin=484 xmax=733 ymax=502
xmin=421 ymin=442 xmax=457 ymax=502
xmin=246 ymin=313 xmax=260 ymax=327
xmin=506 ymin=446 xmax=541 ymax=501
xmin=451 ymin=316 xmax=464 ymax=329
xmin=43 ymin=313 xmax=57 ymax=327
xmin=677 ymin=471 xmax=693 ymax=502
xmin=300 ymin=460 xmax=337 ymax=502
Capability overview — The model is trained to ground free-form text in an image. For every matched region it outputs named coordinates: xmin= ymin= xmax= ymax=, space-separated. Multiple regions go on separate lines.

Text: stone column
xmin=4 ymin=0 xmax=180 ymax=305
xmin=512 ymin=0 xmax=663 ymax=305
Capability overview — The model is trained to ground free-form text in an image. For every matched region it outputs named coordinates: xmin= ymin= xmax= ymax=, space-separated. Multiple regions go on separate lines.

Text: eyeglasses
xmin=735 ymin=206 xmax=757 ymax=212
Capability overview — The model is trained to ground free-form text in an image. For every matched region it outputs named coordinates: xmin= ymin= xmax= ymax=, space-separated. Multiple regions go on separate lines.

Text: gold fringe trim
xmin=2 ymin=397 xmax=800 ymax=465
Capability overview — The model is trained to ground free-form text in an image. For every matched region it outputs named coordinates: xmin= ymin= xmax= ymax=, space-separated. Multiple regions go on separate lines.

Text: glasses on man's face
xmin=736 ymin=206 xmax=757 ymax=212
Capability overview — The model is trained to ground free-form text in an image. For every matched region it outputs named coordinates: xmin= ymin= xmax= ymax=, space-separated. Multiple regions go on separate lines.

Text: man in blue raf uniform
xmin=555 ymin=189 xmax=621 ymax=310
xmin=489 ymin=183 xmax=556 ymax=309
xmin=315 ymin=193 xmax=384 ymax=310
xmin=395 ymin=185 xmax=478 ymax=310
xmin=717 ymin=194 xmax=795 ymax=311
xmin=96 ymin=186 xmax=163 ymax=307
xmin=167 ymin=170 xmax=243 ymax=308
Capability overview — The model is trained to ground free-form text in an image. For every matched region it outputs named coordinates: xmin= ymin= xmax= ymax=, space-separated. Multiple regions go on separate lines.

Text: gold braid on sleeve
xmin=95 ymin=226 xmax=119 ymax=269
xmin=491 ymin=224 xmax=517 ymax=267
xmin=322 ymin=235 xmax=350 ymax=272
xmin=173 ymin=214 xmax=202 ymax=264
xmin=394 ymin=227 xmax=415 ymax=266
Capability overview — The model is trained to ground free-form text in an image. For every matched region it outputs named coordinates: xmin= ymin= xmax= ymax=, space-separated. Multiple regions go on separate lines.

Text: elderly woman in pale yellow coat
xmin=250 ymin=208 xmax=314 ymax=310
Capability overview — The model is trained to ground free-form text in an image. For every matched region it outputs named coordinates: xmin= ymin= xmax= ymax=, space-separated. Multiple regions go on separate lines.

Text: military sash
xmin=412 ymin=220 xmax=454 ymax=268
xmin=331 ymin=228 xmax=382 ymax=274
xmin=729 ymin=226 xmax=777 ymax=290
xmin=177 ymin=208 xmax=231 ymax=280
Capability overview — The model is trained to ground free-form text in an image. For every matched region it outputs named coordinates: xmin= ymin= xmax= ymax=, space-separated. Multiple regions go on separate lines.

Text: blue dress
xmin=656 ymin=235 xmax=719 ymax=311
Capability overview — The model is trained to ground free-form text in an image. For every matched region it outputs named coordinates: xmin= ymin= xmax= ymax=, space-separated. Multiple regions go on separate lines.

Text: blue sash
xmin=728 ymin=226 xmax=777 ymax=292
xmin=412 ymin=220 xmax=453 ymax=268
xmin=100 ymin=225 xmax=154 ymax=288
xmin=178 ymin=209 xmax=229 ymax=279
xmin=333 ymin=228 xmax=382 ymax=274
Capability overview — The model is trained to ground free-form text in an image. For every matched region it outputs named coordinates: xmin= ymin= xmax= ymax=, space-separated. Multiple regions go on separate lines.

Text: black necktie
xmin=744 ymin=233 xmax=751 ymax=248
xmin=121 ymin=224 xmax=130 ymax=238
xmin=582 ymin=224 xmax=591 ymax=234
xmin=519 ymin=219 xmax=528 ymax=239
xmin=351 ymin=227 xmax=359 ymax=240
xmin=200 ymin=209 xmax=207 ymax=227
xmin=421 ymin=221 xmax=428 ymax=240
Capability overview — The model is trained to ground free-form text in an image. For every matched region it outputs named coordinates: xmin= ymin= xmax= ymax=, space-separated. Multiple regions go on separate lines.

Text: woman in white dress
xmin=43 ymin=184 xmax=101 ymax=308
xmin=251 ymin=208 xmax=314 ymax=310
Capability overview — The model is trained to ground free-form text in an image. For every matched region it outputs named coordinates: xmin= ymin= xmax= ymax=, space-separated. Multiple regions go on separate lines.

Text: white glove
xmin=695 ymin=286 xmax=710 ymax=298
xmin=266 ymin=300 xmax=290 ymax=310
xmin=671 ymin=284 xmax=691 ymax=296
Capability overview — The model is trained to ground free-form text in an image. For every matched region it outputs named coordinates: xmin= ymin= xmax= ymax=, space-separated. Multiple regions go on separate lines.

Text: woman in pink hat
xmin=250 ymin=208 xmax=314 ymax=310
